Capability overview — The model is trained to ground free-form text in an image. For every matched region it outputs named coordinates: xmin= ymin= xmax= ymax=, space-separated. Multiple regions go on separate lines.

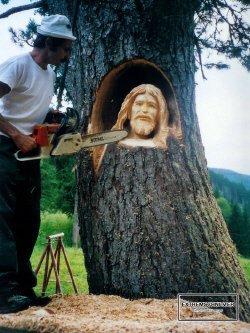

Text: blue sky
xmin=1 ymin=1 xmax=250 ymax=175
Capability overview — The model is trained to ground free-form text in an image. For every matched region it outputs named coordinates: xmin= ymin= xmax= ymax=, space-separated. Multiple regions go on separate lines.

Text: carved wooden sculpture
xmin=113 ymin=84 xmax=182 ymax=148
xmin=113 ymin=84 xmax=169 ymax=148
xmin=92 ymin=84 xmax=182 ymax=171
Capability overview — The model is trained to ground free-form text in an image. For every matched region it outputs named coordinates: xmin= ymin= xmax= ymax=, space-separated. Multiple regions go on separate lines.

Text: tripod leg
xmin=61 ymin=241 xmax=78 ymax=295
xmin=45 ymin=240 xmax=60 ymax=291
xmin=49 ymin=242 xmax=62 ymax=294
xmin=56 ymin=238 xmax=62 ymax=294
xmin=35 ymin=243 xmax=49 ymax=275
xmin=41 ymin=244 xmax=50 ymax=296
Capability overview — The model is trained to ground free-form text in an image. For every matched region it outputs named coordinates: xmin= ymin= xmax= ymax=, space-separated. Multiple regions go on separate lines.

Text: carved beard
xmin=131 ymin=119 xmax=155 ymax=137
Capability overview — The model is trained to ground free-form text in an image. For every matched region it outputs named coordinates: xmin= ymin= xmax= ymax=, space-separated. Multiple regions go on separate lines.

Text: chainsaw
xmin=15 ymin=108 xmax=128 ymax=161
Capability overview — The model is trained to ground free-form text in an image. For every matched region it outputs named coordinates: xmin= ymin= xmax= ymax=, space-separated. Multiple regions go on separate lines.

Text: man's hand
xmin=0 ymin=114 xmax=37 ymax=152
xmin=12 ymin=133 xmax=37 ymax=153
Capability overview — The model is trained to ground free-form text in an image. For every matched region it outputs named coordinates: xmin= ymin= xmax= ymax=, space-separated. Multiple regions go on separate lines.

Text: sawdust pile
xmin=0 ymin=294 xmax=249 ymax=333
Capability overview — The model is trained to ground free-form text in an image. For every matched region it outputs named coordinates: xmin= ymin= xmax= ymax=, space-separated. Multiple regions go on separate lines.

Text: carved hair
xmin=112 ymin=84 xmax=169 ymax=147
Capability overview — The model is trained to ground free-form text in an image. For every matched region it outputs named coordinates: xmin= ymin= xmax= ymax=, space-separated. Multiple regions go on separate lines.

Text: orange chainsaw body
xmin=32 ymin=124 xmax=61 ymax=146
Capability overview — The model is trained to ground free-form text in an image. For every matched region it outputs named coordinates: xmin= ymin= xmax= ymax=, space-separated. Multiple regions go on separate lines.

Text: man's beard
xmin=131 ymin=119 xmax=155 ymax=137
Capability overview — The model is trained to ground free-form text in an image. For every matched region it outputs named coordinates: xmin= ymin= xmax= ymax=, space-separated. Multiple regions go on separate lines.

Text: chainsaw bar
xmin=51 ymin=129 xmax=128 ymax=156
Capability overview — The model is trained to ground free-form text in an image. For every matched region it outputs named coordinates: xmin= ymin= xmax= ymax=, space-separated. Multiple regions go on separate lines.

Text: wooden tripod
xmin=35 ymin=233 xmax=78 ymax=296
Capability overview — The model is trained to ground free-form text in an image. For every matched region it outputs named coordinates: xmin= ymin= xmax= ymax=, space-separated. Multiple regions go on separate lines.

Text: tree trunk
xmin=47 ymin=0 xmax=250 ymax=321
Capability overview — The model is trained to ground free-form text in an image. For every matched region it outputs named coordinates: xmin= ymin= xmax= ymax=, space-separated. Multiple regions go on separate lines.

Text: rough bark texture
xmin=46 ymin=0 xmax=250 ymax=322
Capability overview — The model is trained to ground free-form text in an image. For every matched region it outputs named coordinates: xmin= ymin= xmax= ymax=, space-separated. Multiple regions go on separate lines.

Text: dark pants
xmin=0 ymin=135 xmax=41 ymax=296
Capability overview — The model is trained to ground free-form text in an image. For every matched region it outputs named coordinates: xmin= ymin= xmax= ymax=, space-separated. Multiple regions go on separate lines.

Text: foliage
xmin=210 ymin=168 xmax=250 ymax=190
xmin=8 ymin=19 xmax=37 ymax=47
xmin=53 ymin=156 xmax=77 ymax=214
xmin=212 ymin=172 xmax=250 ymax=257
xmin=218 ymin=197 xmax=250 ymax=257
xmin=217 ymin=196 xmax=232 ymax=223
xmin=31 ymin=246 xmax=88 ymax=295
xmin=194 ymin=0 xmax=250 ymax=74
xmin=41 ymin=157 xmax=76 ymax=215
xmin=228 ymin=203 xmax=250 ymax=257
xmin=40 ymin=159 xmax=59 ymax=212
xmin=53 ymin=67 xmax=74 ymax=108
xmin=36 ymin=211 xmax=73 ymax=247
xmin=209 ymin=169 xmax=250 ymax=213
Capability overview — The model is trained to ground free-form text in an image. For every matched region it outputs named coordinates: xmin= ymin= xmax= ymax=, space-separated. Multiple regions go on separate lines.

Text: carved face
xmin=130 ymin=92 xmax=158 ymax=138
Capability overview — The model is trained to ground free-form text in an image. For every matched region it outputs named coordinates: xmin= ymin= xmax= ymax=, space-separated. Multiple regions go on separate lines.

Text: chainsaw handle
xmin=14 ymin=147 xmax=43 ymax=161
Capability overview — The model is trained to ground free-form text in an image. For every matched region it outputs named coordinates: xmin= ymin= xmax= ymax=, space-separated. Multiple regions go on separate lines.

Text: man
xmin=0 ymin=15 xmax=76 ymax=314
xmin=112 ymin=84 xmax=171 ymax=148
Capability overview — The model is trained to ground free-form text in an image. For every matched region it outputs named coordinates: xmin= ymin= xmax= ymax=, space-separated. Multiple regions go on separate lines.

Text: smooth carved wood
xmin=112 ymin=84 xmax=178 ymax=148
xmin=91 ymin=81 xmax=182 ymax=172
xmin=93 ymin=83 xmax=183 ymax=172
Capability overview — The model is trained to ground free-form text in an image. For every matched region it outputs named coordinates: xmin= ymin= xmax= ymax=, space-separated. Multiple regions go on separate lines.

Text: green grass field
xmin=31 ymin=246 xmax=250 ymax=296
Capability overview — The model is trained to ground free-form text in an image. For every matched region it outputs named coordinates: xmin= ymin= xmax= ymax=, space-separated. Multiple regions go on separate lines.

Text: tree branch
xmin=194 ymin=35 xmax=207 ymax=80
xmin=0 ymin=0 xmax=46 ymax=19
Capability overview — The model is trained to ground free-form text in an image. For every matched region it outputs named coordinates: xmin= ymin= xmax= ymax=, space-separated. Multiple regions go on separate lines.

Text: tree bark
xmin=46 ymin=0 xmax=250 ymax=321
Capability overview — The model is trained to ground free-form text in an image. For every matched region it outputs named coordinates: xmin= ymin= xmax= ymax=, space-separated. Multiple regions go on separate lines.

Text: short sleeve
xmin=0 ymin=59 xmax=20 ymax=90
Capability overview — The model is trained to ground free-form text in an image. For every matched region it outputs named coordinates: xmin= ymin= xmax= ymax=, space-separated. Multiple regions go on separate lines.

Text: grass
xmin=31 ymin=246 xmax=88 ymax=296
xmin=31 ymin=245 xmax=250 ymax=297
xmin=37 ymin=212 xmax=74 ymax=247
xmin=239 ymin=256 xmax=250 ymax=286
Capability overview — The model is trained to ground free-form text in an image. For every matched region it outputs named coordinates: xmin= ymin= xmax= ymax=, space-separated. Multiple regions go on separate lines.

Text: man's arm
xmin=0 ymin=81 xmax=37 ymax=153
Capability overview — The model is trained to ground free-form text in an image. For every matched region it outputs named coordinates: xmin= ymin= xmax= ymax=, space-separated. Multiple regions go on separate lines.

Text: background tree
xmin=210 ymin=170 xmax=250 ymax=257
xmin=217 ymin=196 xmax=232 ymax=223
xmin=209 ymin=169 xmax=250 ymax=213
xmin=41 ymin=157 xmax=76 ymax=214
xmin=228 ymin=203 xmax=250 ymax=257
xmin=1 ymin=0 xmax=250 ymax=322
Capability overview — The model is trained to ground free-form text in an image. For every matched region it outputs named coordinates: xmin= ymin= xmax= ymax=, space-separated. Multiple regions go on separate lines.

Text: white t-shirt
xmin=0 ymin=52 xmax=55 ymax=136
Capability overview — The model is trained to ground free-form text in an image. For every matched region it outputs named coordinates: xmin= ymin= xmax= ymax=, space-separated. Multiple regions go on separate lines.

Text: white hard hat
xmin=37 ymin=15 xmax=76 ymax=41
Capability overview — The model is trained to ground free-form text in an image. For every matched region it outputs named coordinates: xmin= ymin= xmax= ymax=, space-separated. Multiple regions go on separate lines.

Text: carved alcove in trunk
xmin=90 ymin=59 xmax=180 ymax=132
xmin=89 ymin=59 xmax=182 ymax=170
